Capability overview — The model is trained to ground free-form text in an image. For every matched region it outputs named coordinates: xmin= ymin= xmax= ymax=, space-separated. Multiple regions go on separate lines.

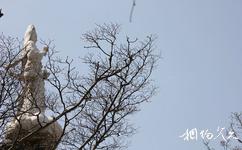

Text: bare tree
xmin=204 ymin=112 xmax=242 ymax=150
xmin=0 ymin=23 xmax=158 ymax=150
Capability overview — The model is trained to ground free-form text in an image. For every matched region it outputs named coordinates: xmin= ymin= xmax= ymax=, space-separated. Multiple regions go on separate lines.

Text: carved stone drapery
xmin=2 ymin=25 xmax=62 ymax=150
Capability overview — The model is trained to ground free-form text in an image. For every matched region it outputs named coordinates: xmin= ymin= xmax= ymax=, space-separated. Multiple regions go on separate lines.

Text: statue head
xmin=24 ymin=24 xmax=37 ymax=46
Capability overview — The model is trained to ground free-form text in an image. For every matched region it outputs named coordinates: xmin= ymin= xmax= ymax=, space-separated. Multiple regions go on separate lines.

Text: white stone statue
xmin=5 ymin=25 xmax=49 ymax=114
xmin=4 ymin=25 xmax=62 ymax=143
xmin=21 ymin=24 xmax=49 ymax=114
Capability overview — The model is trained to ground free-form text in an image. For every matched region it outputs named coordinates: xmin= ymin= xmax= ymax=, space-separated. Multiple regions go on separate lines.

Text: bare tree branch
xmin=129 ymin=0 xmax=136 ymax=23
xmin=0 ymin=23 xmax=158 ymax=150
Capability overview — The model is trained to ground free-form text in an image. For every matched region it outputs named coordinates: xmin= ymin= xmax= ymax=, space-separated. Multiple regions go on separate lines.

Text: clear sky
xmin=1 ymin=0 xmax=242 ymax=149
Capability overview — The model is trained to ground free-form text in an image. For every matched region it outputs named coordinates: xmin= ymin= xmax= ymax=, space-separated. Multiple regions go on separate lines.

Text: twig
xmin=129 ymin=0 xmax=136 ymax=22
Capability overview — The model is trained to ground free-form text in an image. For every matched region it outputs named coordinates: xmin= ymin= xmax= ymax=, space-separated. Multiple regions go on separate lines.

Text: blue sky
xmin=1 ymin=0 xmax=242 ymax=149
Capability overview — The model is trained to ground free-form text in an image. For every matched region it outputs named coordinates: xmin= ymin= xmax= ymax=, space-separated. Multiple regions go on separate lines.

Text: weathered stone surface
xmin=2 ymin=25 xmax=62 ymax=149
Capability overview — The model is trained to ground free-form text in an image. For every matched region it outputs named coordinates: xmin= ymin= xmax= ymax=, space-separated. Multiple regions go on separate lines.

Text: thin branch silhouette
xmin=129 ymin=0 xmax=136 ymax=22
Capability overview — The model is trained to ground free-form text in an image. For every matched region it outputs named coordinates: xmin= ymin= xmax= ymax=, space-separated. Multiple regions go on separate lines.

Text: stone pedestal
xmin=1 ymin=113 xmax=62 ymax=150
xmin=1 ymin=131 xmax=58 ymax=150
